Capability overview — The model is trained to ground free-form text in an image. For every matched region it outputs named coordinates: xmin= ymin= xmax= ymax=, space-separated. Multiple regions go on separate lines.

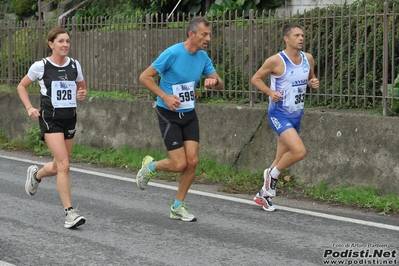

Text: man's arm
xmin=204 ymin=73 xmax=224 ymax=90
xmin=251 ymin=55 xmax=282 ymax=102
xmin=139 ymin=65 xmax=181 ymax=111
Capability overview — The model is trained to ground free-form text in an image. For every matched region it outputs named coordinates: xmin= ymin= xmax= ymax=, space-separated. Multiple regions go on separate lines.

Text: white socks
xmin=270 ymin=167 xmax=280 ymax=179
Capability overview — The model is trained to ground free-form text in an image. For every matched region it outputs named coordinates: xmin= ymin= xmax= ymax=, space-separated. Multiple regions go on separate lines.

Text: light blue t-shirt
xmin=268 ymin=51 xmax=310 ymax=118
xmin=152 ymin=42 xmax=216 ymax=112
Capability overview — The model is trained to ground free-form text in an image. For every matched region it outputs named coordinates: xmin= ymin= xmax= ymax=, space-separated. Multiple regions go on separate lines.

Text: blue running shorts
xmin=268 ymin=115 xmax=302 ymax=136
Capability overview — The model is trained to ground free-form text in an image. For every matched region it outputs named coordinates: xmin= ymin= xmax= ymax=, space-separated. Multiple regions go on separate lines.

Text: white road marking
xmin=0 ymin=262 xmax=17 ymax=266
xmin=2 ymin=155 xmax=399 ymax=232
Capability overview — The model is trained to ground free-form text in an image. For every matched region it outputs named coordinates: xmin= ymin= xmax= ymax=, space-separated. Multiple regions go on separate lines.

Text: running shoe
xmin=170 ymin=203 xmax=197 ymax=222
xmin=25 ymin=165 xmax=39 ymax=195
xmin=254 ymin=192 xmax=276 ymax=212
xmin=65 ymin=209 xmax=86 ymax=229
xmin=263 ymin=168 xmax=278 ymax=197
xmin=136 ymin=155 xmax=155 ymax=190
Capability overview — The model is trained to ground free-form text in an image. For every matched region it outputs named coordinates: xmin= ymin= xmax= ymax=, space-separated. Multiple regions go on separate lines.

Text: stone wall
xmin=1 ymin=92 xmax=398 ymax=194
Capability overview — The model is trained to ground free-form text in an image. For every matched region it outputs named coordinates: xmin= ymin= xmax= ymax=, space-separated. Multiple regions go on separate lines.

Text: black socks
xmin=64 ymin=207 xmax=74 ymax=213
xmin=33 ymin=173 xmax=41 ymax=183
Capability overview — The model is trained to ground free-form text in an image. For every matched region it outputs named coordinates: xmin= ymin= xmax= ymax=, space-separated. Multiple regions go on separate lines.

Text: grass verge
xmin=0 ymin=126 xmax=398 ymax=216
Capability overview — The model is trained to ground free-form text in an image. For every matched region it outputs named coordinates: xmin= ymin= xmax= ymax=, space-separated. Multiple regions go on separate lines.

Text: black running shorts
xmin=39 ymin=114 xmax=77 ymax=141
xmin=156 ymin=106 xmax=199 ymax=151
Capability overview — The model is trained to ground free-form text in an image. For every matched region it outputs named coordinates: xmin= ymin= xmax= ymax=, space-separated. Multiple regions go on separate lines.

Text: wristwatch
xmin=214 ymin=77 xmax=219 ymax=86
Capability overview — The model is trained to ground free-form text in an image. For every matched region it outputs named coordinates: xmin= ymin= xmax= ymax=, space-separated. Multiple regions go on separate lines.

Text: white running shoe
xmin=25 ymin=165 xmax=39 ymax=195
xmin=170 ymin=203 xmax=197 ymax=222
xmin=254 ymin=192 xmax=276 ymax=212
xmin=136 ymin=155 xmax=155 ymax=190
xmin=263 ymin=168 xmax=278 ymax=197
xmin=65 ymin=209 xmax=86 ymax=229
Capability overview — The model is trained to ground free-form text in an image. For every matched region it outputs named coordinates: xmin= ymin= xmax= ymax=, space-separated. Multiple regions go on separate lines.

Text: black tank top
xmin=39 ymin=58 xmax=78 ymax=119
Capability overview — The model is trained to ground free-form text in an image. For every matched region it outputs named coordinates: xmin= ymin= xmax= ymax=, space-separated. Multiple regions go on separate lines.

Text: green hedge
xmin=10 ymin=0 xmax=36 ymax=17
xmin=302 ymin=0 xmax=399 ymax=109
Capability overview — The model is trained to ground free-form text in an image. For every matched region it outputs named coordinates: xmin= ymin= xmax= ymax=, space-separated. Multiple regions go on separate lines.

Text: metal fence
xmin=1 ymin=3 xmax=398 ymax=115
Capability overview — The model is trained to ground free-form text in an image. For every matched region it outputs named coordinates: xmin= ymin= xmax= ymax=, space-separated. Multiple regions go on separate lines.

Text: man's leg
xmin=269 ymin=136 xmax=289 ymax=169
xmin=260 ymin=128 xmax=306 ymax=198
xmin=153 ymin=148 xmax=187 ymax=173
xmin=273 ymin=128 xmax=306 ymax=172
xmin=175 ymin=140 xmax=199 ymax=201
xmin=168 ymin=140 xmax=199 ymax=221
xmin=149 ymin=140 xmax=198 ymax=200
xmin=146 ymin=141 xmax=198 ymax=221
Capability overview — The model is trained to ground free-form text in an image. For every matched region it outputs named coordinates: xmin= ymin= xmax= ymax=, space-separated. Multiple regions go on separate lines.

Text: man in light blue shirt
xmin=138 ymin=17 xmax=223 ymax=221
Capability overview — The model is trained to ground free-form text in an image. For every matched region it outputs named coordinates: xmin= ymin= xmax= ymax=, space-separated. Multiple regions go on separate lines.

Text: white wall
xmin=215 ymin=0 xmax=355 ymax=13
xmin=277 ymin=0 xmax=355 ymax=13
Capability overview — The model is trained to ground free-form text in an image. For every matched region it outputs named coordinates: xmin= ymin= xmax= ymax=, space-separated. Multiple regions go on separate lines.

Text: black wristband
xmin=214 ymin=77 xmax=219 ymax=86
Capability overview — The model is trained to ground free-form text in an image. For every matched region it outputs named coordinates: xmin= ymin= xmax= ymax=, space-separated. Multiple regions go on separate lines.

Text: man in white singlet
xmin=251 ymin=23 xmax=320 ymax=211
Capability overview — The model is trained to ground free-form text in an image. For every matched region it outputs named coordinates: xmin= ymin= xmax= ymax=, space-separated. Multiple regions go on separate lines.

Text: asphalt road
xmin=0 ymin=150 xmax=398 ymax=266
